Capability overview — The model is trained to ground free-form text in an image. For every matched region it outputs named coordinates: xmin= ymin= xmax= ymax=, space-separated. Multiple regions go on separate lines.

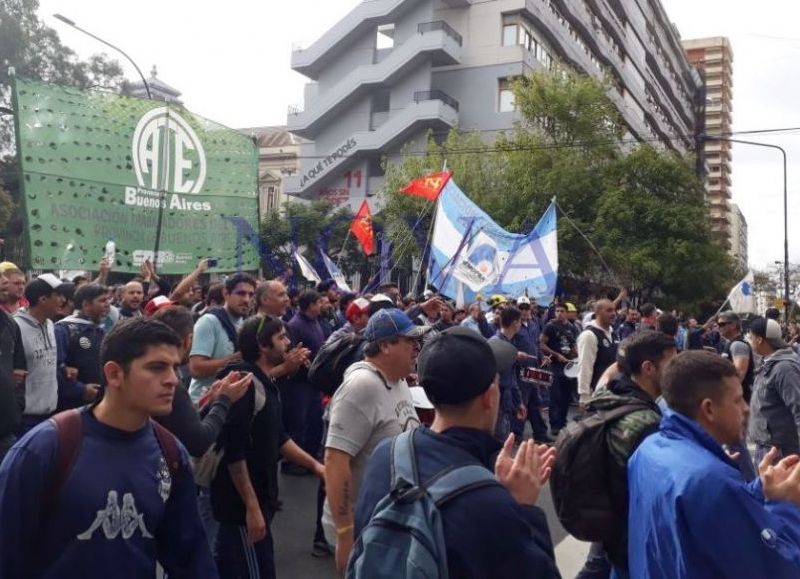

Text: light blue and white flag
xmin=294 ymin=250 xmax=321 ymax=283
xmin=320 ymin=251 xmax=352 ymax=292
xmin=427 ymin=180 xmax=558 ymax=304
xmin=727 ymin=270 xmax=756 ymax=314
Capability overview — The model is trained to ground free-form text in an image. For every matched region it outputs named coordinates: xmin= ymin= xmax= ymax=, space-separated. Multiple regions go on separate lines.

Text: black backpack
xmin=308 ymin=333 xmax=366 ymax=396
xmin=549 ymin=400 xmax=652 ymax=542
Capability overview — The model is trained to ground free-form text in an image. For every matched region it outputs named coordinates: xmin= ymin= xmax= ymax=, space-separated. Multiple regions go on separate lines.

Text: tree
xmin=0 ymin=0 xmax=124 ymax=263
xmin=378 ymin=66 xmax=734 ymax=310
xmin=593 ymin=145 xmax=733 ymax=310
xmin=259 ymin=201 xmax=365 ymax=287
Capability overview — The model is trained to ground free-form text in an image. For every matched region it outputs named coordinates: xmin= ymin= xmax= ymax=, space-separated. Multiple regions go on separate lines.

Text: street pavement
xmin=271 ymin=468 xmax=590 ymax=578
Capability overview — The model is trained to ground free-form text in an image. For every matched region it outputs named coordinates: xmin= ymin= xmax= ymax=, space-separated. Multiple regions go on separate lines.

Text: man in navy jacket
xmin=0 ymin=318 xmax=216 ymax=578
xmin=629 ymin=350 xmax=800 ymax=578
xmin=355 ymin=327 xmax=560 ymax=579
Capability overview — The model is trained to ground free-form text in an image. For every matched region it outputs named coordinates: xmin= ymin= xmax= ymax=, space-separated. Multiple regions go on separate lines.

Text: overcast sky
xmin=36 ymin=0 xmax=800 ymax=271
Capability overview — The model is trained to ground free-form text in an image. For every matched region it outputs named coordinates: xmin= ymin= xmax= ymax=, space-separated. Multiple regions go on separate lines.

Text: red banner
xmin=400 ymin=171 xmax=452 ymax=201
xmin=350 ymin=200 xmax=375 ymax=255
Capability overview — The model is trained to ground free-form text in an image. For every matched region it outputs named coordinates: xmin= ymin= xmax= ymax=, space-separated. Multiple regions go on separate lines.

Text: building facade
xmin=729 ymin=202 xmax=748 ymax=270
xmin=239 ymin=126 xmax=305 ymax=221
xmin=682 ymin=36 xmax=734 ymax=250
xmin=285 ymin=0 xmax=703 ymax=209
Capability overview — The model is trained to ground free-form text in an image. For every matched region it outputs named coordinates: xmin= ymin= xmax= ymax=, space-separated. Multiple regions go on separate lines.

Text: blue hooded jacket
xmin=628 ymin=408 xmax=800 ymax=578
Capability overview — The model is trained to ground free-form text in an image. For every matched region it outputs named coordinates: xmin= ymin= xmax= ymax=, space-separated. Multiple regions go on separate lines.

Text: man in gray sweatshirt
xmin=748 ymin=316 xmax=800 ymax=464
xmin=14 ymin=274 xmax=72 ymax=435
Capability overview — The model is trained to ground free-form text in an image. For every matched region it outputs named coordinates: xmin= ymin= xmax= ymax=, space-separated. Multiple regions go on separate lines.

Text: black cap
xmin=417 ymin=326 xmax=517 ymax=405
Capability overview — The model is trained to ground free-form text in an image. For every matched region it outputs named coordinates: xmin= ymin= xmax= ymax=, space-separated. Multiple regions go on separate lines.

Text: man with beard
xmin=188 ymin=274 xmax=256 ymax=402
xmin=211 ymin=315 xmax=324 ymax=579
xmin=118 ymin=281 xmax=145 ymax=319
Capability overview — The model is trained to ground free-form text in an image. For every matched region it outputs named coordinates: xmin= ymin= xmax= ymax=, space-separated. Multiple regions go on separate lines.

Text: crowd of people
xmin=1 ymin=257 xmax=800 ymax=578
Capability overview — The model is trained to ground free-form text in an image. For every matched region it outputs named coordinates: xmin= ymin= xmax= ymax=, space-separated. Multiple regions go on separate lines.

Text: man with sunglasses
xmin=323 ymin=308 xmax=426 ymax=573
xmin=188 ymin=274 xmax=256 ymax=403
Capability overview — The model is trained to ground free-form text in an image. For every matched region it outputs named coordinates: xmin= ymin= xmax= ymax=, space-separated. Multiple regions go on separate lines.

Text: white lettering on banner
xmin=132 ymin=107 xmax=207 ymax=194
xmin=300 ymin=137 xmax=358 ymax=187
xmin=124 ymin=187 xmax=212 ymax=212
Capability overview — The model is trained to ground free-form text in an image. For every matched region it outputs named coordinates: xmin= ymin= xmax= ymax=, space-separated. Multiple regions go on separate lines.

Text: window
xmin=502 ymin=24 xmax=517 ymax=46
xmin=376 ymin=24 xmax=395 ymax=50
xmin=498 ymin=79 xmax=515 ymax=112
xmin=371 ymin=89 xmax=390 ymax=113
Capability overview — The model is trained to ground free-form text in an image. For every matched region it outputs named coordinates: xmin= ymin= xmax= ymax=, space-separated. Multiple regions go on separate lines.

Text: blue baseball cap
xmin=364 ymin=308 xmax=428 ymax=342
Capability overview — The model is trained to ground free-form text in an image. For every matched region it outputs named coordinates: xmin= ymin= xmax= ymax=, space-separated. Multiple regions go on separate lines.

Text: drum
xmin=520 ymin=367 xmax=553 ymax=388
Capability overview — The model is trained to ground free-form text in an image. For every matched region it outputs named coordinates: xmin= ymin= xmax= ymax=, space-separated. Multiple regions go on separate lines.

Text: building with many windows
xmin=285 ymin=0 xmax=704 ymax=209
xmin=682 ymin=36 xmax=735 ymax=251
xmin=729 ymin=202 xmax=748 ymax=270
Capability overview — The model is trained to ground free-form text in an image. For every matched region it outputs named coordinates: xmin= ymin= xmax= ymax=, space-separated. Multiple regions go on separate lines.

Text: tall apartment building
xmin=285 ymin=0 xmax=703 ymax=210
xmin=682 ymin=37 xmax=734 ymax=251
xmin=729 ymin=202 xmax=748 ymax=270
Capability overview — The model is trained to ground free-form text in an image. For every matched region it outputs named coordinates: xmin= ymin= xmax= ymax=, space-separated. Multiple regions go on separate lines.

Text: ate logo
xmin=131 ymin=107 xmax=207 ymax=194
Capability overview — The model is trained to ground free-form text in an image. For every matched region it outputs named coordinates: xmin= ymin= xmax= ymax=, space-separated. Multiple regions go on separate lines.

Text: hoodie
xmin=748 ymin=347 xmax=800 ymax=453
xmin=13 ymin=310 xmax=58 ymax=416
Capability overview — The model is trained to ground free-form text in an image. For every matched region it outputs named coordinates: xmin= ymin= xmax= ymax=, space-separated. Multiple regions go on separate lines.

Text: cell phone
xmin=207 ymin=258 xmax=219 ymax=267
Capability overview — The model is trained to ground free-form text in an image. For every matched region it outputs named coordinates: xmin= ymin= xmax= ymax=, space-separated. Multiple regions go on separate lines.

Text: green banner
xmin=12 ymin=77 xmax=259 ymax=274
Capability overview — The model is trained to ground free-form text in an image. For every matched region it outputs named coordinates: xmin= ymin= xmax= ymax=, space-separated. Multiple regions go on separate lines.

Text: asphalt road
xmin=271 ymin=466 xmax=574 ymax=579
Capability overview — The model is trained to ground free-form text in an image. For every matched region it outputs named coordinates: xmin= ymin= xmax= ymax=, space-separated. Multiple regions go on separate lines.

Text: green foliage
xmin=0 ymin=0 xmax=124 ymax=265
xmin=594 ymin=146 xmax=734 ymax=310
xmin=379 ymin=67 xmax=735 ymax=311
xmin=259 ymin=201 xmax=363 ymax=282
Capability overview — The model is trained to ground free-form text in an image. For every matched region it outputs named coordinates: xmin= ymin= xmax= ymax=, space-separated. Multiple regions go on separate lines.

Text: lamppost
xmin=53 ymin=14 xmax=152 ymax=99
xmin=52 ymin=14 xmax=174 ymax=268
xmin=702 ymin=134 xmax=789 ymax=322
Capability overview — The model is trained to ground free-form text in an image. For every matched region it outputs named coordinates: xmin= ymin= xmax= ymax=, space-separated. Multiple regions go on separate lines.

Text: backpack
xmin=46 ymin=409 xmax=181 ymax=510
xmin=347 ymin=429 xmax=499 ymax=579
xmin=192 ymin=375 xmax=267 ymax=487
xmin=308 ymin=332 xmax=366 ymax=396
xmin=549 ymin=400 xmax=651 ymax=542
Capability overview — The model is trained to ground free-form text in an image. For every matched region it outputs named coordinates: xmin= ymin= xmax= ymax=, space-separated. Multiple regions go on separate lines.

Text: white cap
xmin=37 ymin=273 xmax=63 ymax=289
xmin=370 ymin=293 xmax=394 ymax=304
xmin=517 ymin=296 xmax=531 ymax=306
xmin=409 ymin=386 xmax=434 ymax=410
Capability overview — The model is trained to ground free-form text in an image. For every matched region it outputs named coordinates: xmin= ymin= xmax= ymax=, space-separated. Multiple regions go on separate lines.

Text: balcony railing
xmin=413 ymin=90 xmax=460 ymax=112
xmin=417 ymin=20 xmax=463 ymax=46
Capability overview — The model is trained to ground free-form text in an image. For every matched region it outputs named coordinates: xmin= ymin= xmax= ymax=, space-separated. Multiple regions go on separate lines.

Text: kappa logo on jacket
xmin=77 ymin=490 xmax=153 ymax=541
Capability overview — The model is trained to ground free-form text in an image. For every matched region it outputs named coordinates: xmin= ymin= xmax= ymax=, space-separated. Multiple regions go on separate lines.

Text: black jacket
xmin=0 ymin=309 xmax=26 ymax=437
xmin=210 ymin=361 xmax=288 ymax=525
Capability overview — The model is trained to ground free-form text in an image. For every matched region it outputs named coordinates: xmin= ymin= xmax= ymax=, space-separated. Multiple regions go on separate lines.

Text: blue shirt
xmin=0 ymin=408 xmax=216 ymax=579
xmin=188 ymin=312 xmax=242 ymax=401
xmin=513 ymin=318 xmax=541 ymax=361
xmin=628 ymin=409 xmax=800 ymax=578
xmin=490 ymin=333 xmax=521 ymax=412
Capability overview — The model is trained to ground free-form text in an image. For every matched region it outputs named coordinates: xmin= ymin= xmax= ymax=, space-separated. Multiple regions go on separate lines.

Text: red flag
xmin=350 ymin=200 xmax=375 ymax=255
xmin=400 ymin=171 xmax=452 ymax=201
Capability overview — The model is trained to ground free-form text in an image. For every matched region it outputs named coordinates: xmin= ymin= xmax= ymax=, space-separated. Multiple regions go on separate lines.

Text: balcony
xmin=284 ymin=93 xmax=459 ymax=196
xmin=288 ymin=23 xmax=461 ymax=138
xmin=291 ymin=0 xmax=427 ymax=80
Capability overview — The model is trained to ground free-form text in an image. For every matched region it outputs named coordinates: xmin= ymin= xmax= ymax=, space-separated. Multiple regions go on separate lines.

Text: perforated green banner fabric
xmin=12 ymin=77 xmax=260 ymax=274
